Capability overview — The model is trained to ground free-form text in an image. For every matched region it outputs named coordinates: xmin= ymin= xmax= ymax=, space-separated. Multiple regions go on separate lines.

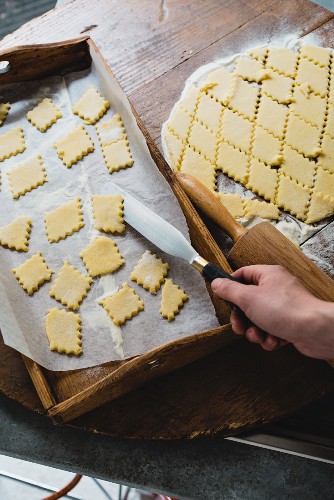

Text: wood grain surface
xmin=1 ymin=0 xmax=334 ymax=439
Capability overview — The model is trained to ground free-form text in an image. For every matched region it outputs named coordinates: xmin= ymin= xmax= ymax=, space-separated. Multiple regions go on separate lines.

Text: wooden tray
xmin=0 ymin=36 xmax=238 ymax=424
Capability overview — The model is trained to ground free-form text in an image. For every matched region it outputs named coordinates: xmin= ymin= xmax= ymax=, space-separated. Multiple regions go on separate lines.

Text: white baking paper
xmin=0 ymin=54 xmax=219 ymax=371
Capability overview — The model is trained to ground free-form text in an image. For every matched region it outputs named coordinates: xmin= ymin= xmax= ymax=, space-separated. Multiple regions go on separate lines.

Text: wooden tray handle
xmin=177 ymin=173 xmax=246 ymax=242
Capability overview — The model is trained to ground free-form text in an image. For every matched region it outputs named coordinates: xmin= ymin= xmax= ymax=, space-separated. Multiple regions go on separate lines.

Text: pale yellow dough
xmin=95 ymin=113 xmax=126 ymax=147
xmin=8 ymin=154 xmax=47 ymax=199
xmin=54 ymin=125 xmax=94 ymax=167
xmin=80 ymin=236 xmax=124 ymax=277
xmin=46 ymin=308 xmax=82 ymax=356
xmin=130 ymin=250 xmax=169 ymax=294
xmin=0 ymin=127 xmax=25 ymax=161
xmin=103 ymin=138 xmax=134 ymax=173
xmin=99 ymin=283 xmax=144 ymax=326
xmin=217 ymin=193 xmax=279 ymax=220
xmin=27 ymin=98 xmax=62 ymax=131
xmin=160 ymin=279 xmax=188 ymax=321
xmin=45 ymin=197 xmax=84 ymax=243
xmin=163 ymin=43 xmax=334 ymax=223
xmin=0 ymin=103 xmax=10 ymax=125
xmin=49 ymin=260 xmax=92 ymax=310
xmin=13 ymin=251 xmax=53 ymax=295
xmin=0 ymin=215 xmax=32 ymax=252
xmin=92 ymin=194 xmax=125 ymax=233
xmin=73 ymin=88 xmax=109 ymax=124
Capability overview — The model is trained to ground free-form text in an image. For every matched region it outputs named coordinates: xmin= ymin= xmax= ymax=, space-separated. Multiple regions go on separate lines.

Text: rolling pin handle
xmin=202 ymin=262 xmax=239 ymax=283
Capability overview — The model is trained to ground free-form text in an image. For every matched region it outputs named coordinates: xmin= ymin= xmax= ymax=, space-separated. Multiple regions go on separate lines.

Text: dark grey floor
xmin=0 ymin=0 xmax=56 ymax=39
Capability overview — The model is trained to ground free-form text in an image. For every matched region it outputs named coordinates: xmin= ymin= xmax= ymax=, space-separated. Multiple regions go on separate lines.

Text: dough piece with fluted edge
xmin=49 ymin=260 xmax=92 ymax=310
xmin=91 ymin=194 xmax=125 ymax=234
xmin=99 ymin=283 xmax=144 ymax=326
xmin=160 ymin=279 xmax=188 ymax=321
xmin=27 ymin=98 xmax=62 ymax=131
xmin=0 ymin=215 xmax=32 ymax=252
xmin=0 ymin=127 xmax=25 ymax=161
xmin=131 ymin=250 xmax=169 ymax=294
xmin=73 ymin=88 xmax=109 ymax=124
xmin=0 ymin=103 xmax=10 ymax=125
xmin=243 ymin=199 xmax=280 ymax=220
xmin=80 ymin=236 xmax=124 ymax=277
xmin=45 ymin=197 xmax=84 ymax=243
xmin=95 ymin=113 xmax=126 ymax=147
xmin=217 ymin=193 xmax=244 ymax=218
xmin=103 ymin=138 xmax=134 ymax=173
xmin=8 ymin=154 xmax=47 ymax=199
xmin=46 ymin=308 xmax=82 ymax=356
xmin=12 ymin=251 xmax=53 ymax=295
xmin=54 ymin=125 xmax=94 ymax=167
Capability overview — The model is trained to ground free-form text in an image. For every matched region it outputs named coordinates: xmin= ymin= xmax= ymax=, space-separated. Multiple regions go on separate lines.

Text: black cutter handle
xmin=202 ymin=262 xmax=240 ymax=283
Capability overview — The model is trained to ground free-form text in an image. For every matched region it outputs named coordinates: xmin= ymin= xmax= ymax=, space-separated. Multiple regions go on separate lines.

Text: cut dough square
xmin=266 ymin=48 xmax=298 ymax=77
xmin=181 ymin=85 xmax=201 ymax=115
xmin=72 ymin=87 xmax=110 ymax=124
xmin=285 ymin=113 xmax=321 ymax=158
xmin=290 ymin=86 xmax=326 ymax=128
xmin=220 ymin=108 xmax=253 ymax=153
xmin=252 ymin=126 xmax=283 ymax=166
xmin=305 ymin=192 xmax=334 ymax=224
xmin=80 ymin=236 xmax=124 ymax=277
xmin=246 ymin=158 xmax=278 ymax=201
xmin=0 ymin=215 xmax=32 ymax=252
xmin=276 ymin=174 xmax=310 ymax=220
xmin=243 ymin=199 xmax=280 ymax=220
xmin=313 ymin=165 xmax=334 ymax=200
xmin=8 ymin=154 xmax=47 ymax=199
xmin=130 ymin=250 xmax=169 ymax=294
xmin=45 ymin=197 xmax=84 ymax=243
xmin=256 ymin=94 xmax=288 ymax=139
xmin=0 ymin=103 xmax=10 ymax=125
xmin=295 ymin=58 xmax=329 ymax=97
xmin=234 ymin=56 xmax=269 ymax=83
xmin=216 ymin=141 xmax=249 ymax=183
xmin=0 ymin=127 xmax=25 ymax=161
xmin=226 ymin=76 xmax=259 ymax=120
xmin=180 ymin=145 xmax=216 ymax=191
xmin=54 ymin=125 xmax=94 ymax=167
xmin=188 ymin=120 xmax=217 ymax=161
xmin=196 ymin=92 xmax=222 ymax=133
xmin=99 ymin=283 xmax=144 ymax=325
xmin=49 ymin=260 xmax=92 ymax=310
xmin=27 ymin=98 xmax=62 ymax=131
xmin=91 ymin=194 xmax=125 ymax=234
xmin=324 ymin=105 xmax=334 ymax=138
xmin=281 ymin=145 xmax=316 ymax=187
xmin=217 ymin=193 xmax=244 ymax=218
xmin=13 ymin=251 xmax=53 ymax=295
xmin=204 ymin=67 xmax=232 ymax=103
xmin=167 ymin=105 xmax=193 ymax=140
xmin=46 ymin=308 xmax=82 ymax=356
xmin=95 ymin=113 xmax=126 ymax=147
xmin=103 ymin=138 xmax=134 ymax=173
xmin=248 ymin=47 xmax=268 ymax=62
xmin=164 ymin=128 xmax=184 ymax=170
xmin=318 ymin=135 xmax=334 ymax=174
xmin=300 ymin=45 xmax=331 ymax=67
xmin=262 ymin=70 xmax=294 ymax=104
xmin=160 ymin=279 xmax=188 ymax=321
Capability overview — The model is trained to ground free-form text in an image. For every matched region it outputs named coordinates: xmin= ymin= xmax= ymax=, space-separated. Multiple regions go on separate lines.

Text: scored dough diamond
xmin=12 ymin=251 xmax=53 ymax=295
xmin=45 ymin=197 xmax=84 ymax=243
xmin=27 ymin=98 xmax=62 ymax=131
xmin=80 ymin=236 xmax=125 ymax=277
xmin=72 ymin=88 xmax=110 ymax=124
xmin=54 ymin=125 xmax=94 ymax=167
xmin=0 ymin=127 xmax=25 ymax=161
xmin=103 ymin=138 xmax=134 ymax=173
xmin=220 ymin=108 xmax=253 ymax=153
xmin=180 ymin=145 xmax=216 ymax=191
xmin=99 ymin=283 xmax=144 ymax=326
xmin=95 ymin=113 xmax=126 ymax=147
xmin=49 ymin=260 xmax=92 ymax=310
xmin=285 ymin=113 xmax=321 ymax=158
xmin=130 ymin=250 xmax=169 ymax=294
xmin=246 ymin=158 xmax=278 ymax=202
xmin=91 ymin=194 xmax=125 ymax=234
xmin=0 ymin=215 xmax=32 ymax=252
xmin=276 ymin=174 xmax=311 ymax=220
xmin=8 ymin=154 xmax=47 ymax=199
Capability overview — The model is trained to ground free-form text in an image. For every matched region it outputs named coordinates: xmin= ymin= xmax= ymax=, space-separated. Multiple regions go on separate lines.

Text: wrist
xmin=298 ymin=298 xmax=334 ymax=359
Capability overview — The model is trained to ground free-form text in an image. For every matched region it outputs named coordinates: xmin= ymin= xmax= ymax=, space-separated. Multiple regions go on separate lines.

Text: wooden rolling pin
xmin=177 ymin=173 xmax=334 ymax=303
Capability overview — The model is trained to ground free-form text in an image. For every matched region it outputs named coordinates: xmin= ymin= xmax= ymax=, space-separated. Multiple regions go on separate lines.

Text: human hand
xmin=211 ymin=265 xmax=334 ymax=360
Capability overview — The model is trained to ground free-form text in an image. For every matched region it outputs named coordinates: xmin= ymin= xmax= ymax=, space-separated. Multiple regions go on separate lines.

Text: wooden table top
xmin=1 ymin=0 xmax=334 ymax=445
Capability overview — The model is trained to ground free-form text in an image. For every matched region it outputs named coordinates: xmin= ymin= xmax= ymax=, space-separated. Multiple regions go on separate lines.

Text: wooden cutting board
xmin=1 ymin=0 xmax=334 ymax=439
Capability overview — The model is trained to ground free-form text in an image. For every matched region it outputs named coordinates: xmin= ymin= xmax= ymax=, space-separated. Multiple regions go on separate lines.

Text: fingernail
xmin=211 ymin=278 xmax=222 ymax=291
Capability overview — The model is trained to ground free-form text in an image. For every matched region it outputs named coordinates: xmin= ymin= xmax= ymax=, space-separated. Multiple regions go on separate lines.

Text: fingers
xmin=211 ymin=278 xmax=255 ymax=310
xmin=230 ymin=306 xmax=249 ymax=335
xmin=245 ymin=327 xmax=280 ymax=351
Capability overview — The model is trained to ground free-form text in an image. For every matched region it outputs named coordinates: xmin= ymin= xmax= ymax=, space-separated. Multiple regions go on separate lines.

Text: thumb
xmin=211 ymin=278 xmax=254 ymax=310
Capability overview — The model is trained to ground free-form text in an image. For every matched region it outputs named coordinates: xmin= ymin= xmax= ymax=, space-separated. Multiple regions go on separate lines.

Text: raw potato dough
xmin=99 ymin=283 xmax=144 ymax=326
xmin=0 ymin=215 xmax=32 ymax=252
xmin=54 ymin=125 xmax=94 ymax=167
xmin=130 ymin=250 xmax=169 ymax=294
xmin=7 ymin=154 xmax=47 ymax=199
xmin=160 ymin=279 xmax=188 ymax=321
xmin=12 ymin=251 xmax=53 ymax=295
xmin=27 ymin=98 xmax=62 ymax=131
xmin=0 ymin=127 xmax=25 ymax=161
xmin=80 ymin=236 xmax=125 ymax=277
xmin=73 ymin=87 xmax=109 ymax=124
xmin=49 ymin=260 xmax=92 ymax=310
xmin=91 ymin=194 xmax=125 ymax=234
xmin=163 ymin=43 xmax=334 ymax=223
xmin=44 ymin=197 xmax=84 ymax=243
xmin=0 ymin=103 xmax=10 ymax=125
xmin=46 ymin=308 xmax=82 ymax=356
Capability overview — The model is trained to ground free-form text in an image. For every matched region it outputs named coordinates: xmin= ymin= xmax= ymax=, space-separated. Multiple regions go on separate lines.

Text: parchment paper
xmin=0 ymin=55 xmax=219 ymax=371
